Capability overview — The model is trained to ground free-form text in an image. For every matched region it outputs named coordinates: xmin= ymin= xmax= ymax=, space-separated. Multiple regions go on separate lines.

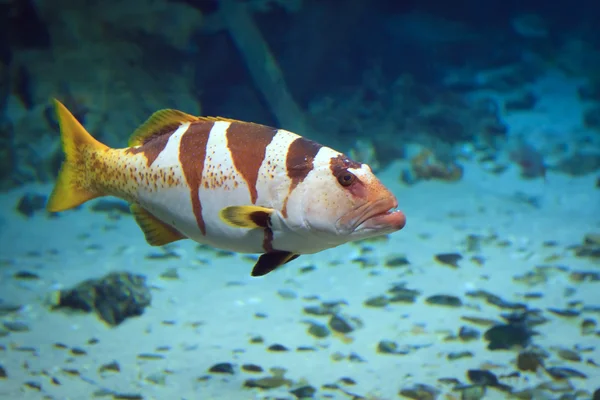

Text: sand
xmin=0 ymin=70 xmax=599 ymax=400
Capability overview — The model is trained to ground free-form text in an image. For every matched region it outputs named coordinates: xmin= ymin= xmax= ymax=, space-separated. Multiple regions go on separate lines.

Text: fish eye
xmin=337 ymin=171 xmax=356 ymax=187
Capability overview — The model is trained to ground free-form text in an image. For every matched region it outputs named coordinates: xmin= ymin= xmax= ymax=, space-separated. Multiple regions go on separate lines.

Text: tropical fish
xmin=47 ymin=99 xmax=406 ymax=276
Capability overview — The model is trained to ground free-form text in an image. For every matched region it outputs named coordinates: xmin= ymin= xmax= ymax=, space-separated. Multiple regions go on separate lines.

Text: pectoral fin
xmin=219 ymin=205 xmax=274 ymax=229
xmin=251 ymin=251 xmax=300 ymax=277
xmin=130 ymin=204 xmax=186 ymax=246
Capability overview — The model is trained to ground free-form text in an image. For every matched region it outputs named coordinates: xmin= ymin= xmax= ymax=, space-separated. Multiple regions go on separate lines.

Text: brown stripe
xmin=282 ymin=137 xmax=322 ymax=216
xmin=179 ymin=121 xmax=213 ymax=235
xmin=125 ymin=131 xmax=173 ymax=167
xmin=226 ymin=122 xmax=277 ymax=204
xmin=329 ymin=154 xmax=361 ymax=176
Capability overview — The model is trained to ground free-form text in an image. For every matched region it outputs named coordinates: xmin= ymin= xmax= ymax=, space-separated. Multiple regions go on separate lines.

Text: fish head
xmin=284 ymin=152 xmax=406 ymax=248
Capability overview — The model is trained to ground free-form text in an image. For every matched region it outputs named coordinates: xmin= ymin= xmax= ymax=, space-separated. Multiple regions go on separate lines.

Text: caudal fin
xmin=46 ymin=99 xmax=108 ymax=212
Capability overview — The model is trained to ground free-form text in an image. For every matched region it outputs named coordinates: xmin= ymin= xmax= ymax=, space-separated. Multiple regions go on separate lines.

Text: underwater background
xmin=1 ymin=0 xmax=600 ymax=399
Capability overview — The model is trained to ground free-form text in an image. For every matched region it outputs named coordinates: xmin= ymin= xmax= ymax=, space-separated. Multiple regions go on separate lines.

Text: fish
xmin=46 ymin=99 xmax=406 ymax=276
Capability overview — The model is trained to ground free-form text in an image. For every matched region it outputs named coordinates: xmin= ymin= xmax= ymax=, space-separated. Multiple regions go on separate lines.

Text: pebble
xmin=241 ymin=364 xmax=263 ymax=373
xmin=458 ymin=326 xmax=480 ymax=341
xmin=434 ymin=252 xmax=463 ymax=268
xmin=267 ymin=344 xmax=289 ymax=352
xmin=517 ymin=351 xmax=544 ymax=372
xmin=329 ymin=314 xmax=359 ymax=334
xmin=307 ymin=321 xmax=330 ymax=338
xmin=208 ymin=362 xmax=234 ymax=374
xmin=447 ymin=350 xmax=473 ymax=360
xmin=581 ymin=319 xmax=597 ymax=335
xmin=545 ymin=366 xmax=587 ymax=379
xmin=277 ymin=289 xmax=297 ymax=300
xmin=99 ymin=361 xmax=120 ymax=373
xmin=425 ymin=294 xmax=462 ymax=307
xmin=384 ymin=254 xmax=410 ymax=267
xmin=0 ymin=364 xmax=6 ymax=378
xmin=3 ymin=321 xmax=30 ymax=332
xmin=399 ymin=383 xmax=440 ymax=400
xmin=363 ymin=295 xmax=389 ymax=308
xmin=290 ymin=385 xmax=316 ymax=398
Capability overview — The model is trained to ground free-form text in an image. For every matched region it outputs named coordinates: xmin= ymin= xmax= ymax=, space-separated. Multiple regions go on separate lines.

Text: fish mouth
xmin=338 ymin=197 xmax=406 ymax=233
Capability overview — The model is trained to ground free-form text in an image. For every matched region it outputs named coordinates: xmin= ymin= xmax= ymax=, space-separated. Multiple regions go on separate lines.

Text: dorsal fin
xmin=128 ymin=109 xmax=199 ymax=147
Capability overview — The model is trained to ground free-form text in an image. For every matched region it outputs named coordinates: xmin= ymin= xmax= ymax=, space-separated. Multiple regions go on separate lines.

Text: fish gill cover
xmin=0 ymin=0 xmax=600 ymax=399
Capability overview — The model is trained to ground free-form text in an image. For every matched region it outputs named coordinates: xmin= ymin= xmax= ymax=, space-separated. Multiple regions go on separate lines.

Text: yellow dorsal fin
xmin=128 ymin=109 xmax=199 ymax=147
xmin=130 ymin=204 xmax=186 ymax=246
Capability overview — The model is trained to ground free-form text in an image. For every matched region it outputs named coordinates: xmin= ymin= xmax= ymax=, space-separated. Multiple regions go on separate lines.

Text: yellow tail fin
xmin=46 ymin=99 xmax=108 ymax=212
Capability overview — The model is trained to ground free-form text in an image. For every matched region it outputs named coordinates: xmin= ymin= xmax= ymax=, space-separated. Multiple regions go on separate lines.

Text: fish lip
xmin=337 ymin=197 xmax=406 ymax=233
xmin=356 ymin=197 xmax=406 ymax=232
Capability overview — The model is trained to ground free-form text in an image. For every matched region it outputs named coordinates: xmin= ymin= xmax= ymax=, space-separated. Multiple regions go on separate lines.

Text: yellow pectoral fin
xmin=130 ymin=204 xmax=186 ymax=246
xmin=219 ymin=205 xmax=274 ymax=229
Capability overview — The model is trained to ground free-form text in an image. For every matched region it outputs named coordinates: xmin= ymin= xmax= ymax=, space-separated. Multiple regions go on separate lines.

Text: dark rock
xmin=398 ymin=383 xmax=440 ymax=400
xmin=465 ymin=290 xmax=526 ymax=310
xmin=517 ymin=351 xmax=544 ymax=372
xmin=458 ymin=326 xmax=480 ymax=341
xmin=363 ymin=295 xmax=389 ymax=308
xmin=467 ymin=369 xmax=498 ymax=386
xmin=434 ymin=252 xmax=462 ymax=268
xmin=593 ymin=388 xmax=600 ymax=400
xmin=447 ymin=351 xmax=472 ymax=360
xmin=16 ymin=193 xmax=47 ymax=217
xmin=387 ymin=283 xmax=420 ymax=303
xmin=545 ymin=366 xmax=587 ymax=379
xmin=425 ymin=294 xmax=462 ymax=307
xmin=13 ymin=271 xmax=40 ymax=280
xmin=52 ymin=271 xmax=151 ymax=326
xmin=307 ymin=321 xmax=330 ymax=338
xmin=208 ymin=362 xmax=234 ymax=374
xmin=385 ymin=255 xmax=410 ymax=267
xmin=484 ymin=323 xmax=531 ymax=350
xmin=267 ymin=344 xmax=289 ymax=352
xmin=3 ymin=321 xmax=30 ymax=332
xmin=329 ymin=314 xmax=359 ymax=334
xmin=241 ymin=364 xmax=263 ymax=373
xmin=98 ymin=361 xmax=120 ymax=373
xmin=0 ymin=364 xmax=6 ymax=378
xmin=555 ymin=152 xmax=600 ymax=176
xmin=290 ymin=385 xmax=316 ymax=398
xmin=547 ymin=308 xmax=580 ymax=317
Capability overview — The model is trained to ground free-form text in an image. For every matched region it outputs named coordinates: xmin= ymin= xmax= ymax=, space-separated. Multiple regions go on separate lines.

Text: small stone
xmin=545 ymin=366 xmax=587 ymax=379
xmin=70 ymin=347 xmax=87 ymax=356
xmin=136 ymin=353 xmax=164 ymax=360
xmin=307 ymin=321 xmax=330 ymax=338
xmin=434 ymin=253 xmax=463 ymax=268
xmin=517 ymin=351 xmax=544 ymax=372
xmin=0 ymin=365 xmax=6 ymax=378
xmin=458 ymin=326 xmax=480 ymax=341
xmin=290 ymin=385 xmax=316 ymax=398
xmin=363 ymin=295 xmax=389 ymax=308
xmin=456 ymin=385 xmax=486 ymax=400
xmin=145 ymin=372 xmax=167 ymax=385
xmin=24 ymin=381 xmax=42 ymax=391
xmin=277 ymin=289 xmax=297 ymax=300
xmin=267 ymin=344 xmax=289 ymax=352
xmin=3 ymin=321 xmax=30 ymax=332
xmin=339 ymin=377 xmax=356 ymax=385
xmin=329 ymin=314 xmax=360 ymax=334
xmin=241 ymin=364 xmax=263 ymax=373
xmin=484 ymin=323 xmax=531 ymax=350
xmin=112 ymin=393 xmax=143 ymax=400
xmin=13 ymin=271 xmax=40 ymax=280
xmin=399 ymin=383 xmax=440 ymax=400
xmin=556 ymin=348 xmax=581 ymax=362
xmin=467 ymin=369 xmax=498 ymax=386
xmin=99 ymin=361 xmax=120 ymax=373
xmin=16 ymin=193 xmax=47 ymax=217
xmin=249 ymin=335 xmax=264 ymax=344
xmin=426 ymin=294 xmax=462 ymax=307
xmin=581 ymin=319 xmax=597 ymax=335
xmin=377 ymin=340 xmax=402 ymax=355
xmin=208 ymin=363 xmax=234 ymax=374
xmin=593 ymin=388 xmax=600 ymax=400
xmin=548 ymin=308 xmax=580 ymax=317
xmin=447 ymin=351 xmax=473 ymax=360
xmin=159 ymin=268 xmax=179 ymax=279
xmin=385 ymin=254 xmax=410 ymax=267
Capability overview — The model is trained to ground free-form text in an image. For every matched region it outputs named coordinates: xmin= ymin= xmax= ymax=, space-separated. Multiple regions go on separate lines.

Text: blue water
xmin=1 ymin=1 xmax=599 ymax=399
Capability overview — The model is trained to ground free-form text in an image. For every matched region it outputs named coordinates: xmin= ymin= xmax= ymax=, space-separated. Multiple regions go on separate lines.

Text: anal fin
xmin=130 ymin=204 xmax=186 ymax=246
xmin=251 ymin=251 xmax=300 ymax=277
